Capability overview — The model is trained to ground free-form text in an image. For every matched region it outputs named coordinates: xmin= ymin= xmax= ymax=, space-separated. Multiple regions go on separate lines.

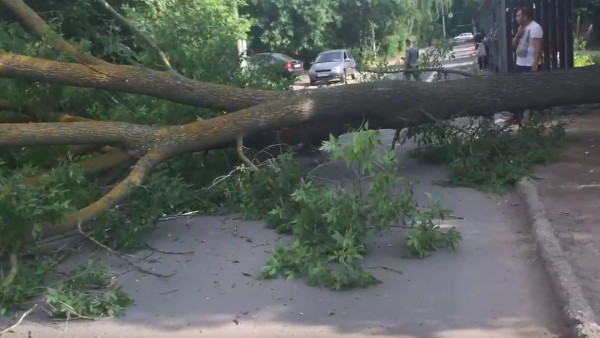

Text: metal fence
xmin=475 ymin=0 xmax=574 ymax=73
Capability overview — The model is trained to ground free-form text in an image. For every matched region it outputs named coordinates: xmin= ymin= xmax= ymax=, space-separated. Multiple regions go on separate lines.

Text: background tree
xmin=242 ymin=0 xmax=452 ymax=61
xmin=444 ymin=0 xmax=481 ymax=37
xmin=575 ymin=0 xmax=600 ymax=47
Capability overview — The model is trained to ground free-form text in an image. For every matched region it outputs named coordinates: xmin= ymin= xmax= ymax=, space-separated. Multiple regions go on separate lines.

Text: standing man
xmin=512 ymin=6 xmax=543 ymax=72
xmin=505 ymin=6 xmax=544 ymax=127
xmin=403 ymin=39 xmax=420 ymax=81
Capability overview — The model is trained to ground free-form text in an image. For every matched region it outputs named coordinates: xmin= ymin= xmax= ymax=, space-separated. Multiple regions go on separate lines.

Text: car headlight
xmin=333 ymin=66 xmax=342 ymax=73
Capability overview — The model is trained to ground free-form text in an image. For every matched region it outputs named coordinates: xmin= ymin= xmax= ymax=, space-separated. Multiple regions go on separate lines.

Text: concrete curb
xmin=517 ymin=178 xmax=600 ymax=338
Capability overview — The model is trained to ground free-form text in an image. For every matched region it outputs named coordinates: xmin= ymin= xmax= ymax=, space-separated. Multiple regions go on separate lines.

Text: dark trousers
xmin=478 ymin=56 xmax=488 ymax=70
xmin=516 ymin=65 xmax=543 ymax=73
xmin=513 ymin=64 xmax=543 ymax=124
xmin=404 ymin=66 xmax=421 ymax=81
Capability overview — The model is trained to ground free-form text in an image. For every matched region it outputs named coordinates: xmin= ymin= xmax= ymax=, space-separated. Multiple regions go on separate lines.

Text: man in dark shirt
xmin=403 ymin=39 xmax=420 ymax=81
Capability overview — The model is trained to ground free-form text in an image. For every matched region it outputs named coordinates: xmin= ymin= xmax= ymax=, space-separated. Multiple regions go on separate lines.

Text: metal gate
xmin=476 ymin=0 xmax=574 ymax=73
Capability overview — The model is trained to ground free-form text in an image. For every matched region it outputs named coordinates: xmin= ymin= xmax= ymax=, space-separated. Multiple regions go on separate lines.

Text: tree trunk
xmin=2 ymin=54 xmax=600 ymax=152
xmin=2 ymin=50 xmax=600 ymax=235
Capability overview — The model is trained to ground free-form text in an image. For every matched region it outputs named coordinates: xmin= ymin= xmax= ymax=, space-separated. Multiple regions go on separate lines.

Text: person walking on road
xmin=512 ymin=6 xmax=543 ymax=72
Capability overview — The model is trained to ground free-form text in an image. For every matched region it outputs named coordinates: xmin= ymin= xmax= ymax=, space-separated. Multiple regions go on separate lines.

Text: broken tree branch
xmin=76 ymin=222 xmax=176 ymax=278
xmin=0 ymin=121 xmax=155 ymax=149
xmin=237 ymin=136 xmax=258 ymax=170
xmin=50 ymin=148 xmax=169 ymax=234
xmin=25 ymin=150 xmax=133 ymax=185
xmin=0 ymin=53 xmax=281 ymax=111
xmin=1 ymin=254 xmax=18 ymax=288
xmin=0 ymin=0 xmax=108 ymax=65
xmin=95 ymin=0 xmax=175 ymax=72
xmin=419 ymin=108 xmax=471 ymax=135
xmin=0 ymin=304 xmax=38 ymax=337
xmin=0 ymin=98 xmax=40 ymax=121
xmin=364 ymin=66 xmax=476 ymax=78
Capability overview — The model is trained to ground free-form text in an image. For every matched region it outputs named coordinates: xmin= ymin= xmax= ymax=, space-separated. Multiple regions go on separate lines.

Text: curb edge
xmin=517 ymin=178 xmax=600 ymax=338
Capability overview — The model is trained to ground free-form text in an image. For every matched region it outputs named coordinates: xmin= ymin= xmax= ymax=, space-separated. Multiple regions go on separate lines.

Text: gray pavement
xmin=5 ymin=133 xmax=568 ymax=338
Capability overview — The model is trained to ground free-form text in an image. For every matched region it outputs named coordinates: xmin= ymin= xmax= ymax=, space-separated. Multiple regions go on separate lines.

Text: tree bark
xmin=0 ymin=121 xmax=155 ymax=151
xmin=2 ymin=58 xmax=600 ymax=153
xmin=0 ymin=53 xmax=282 ymax=112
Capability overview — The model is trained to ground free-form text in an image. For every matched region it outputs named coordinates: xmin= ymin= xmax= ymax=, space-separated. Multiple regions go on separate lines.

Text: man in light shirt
xmin=512 ymin=6 xmax=543 ymax=72
xmin=505 ymin=7 xmax=544 ymax=127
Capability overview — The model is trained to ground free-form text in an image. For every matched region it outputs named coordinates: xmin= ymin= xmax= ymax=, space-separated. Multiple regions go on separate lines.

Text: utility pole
xmin=441 ymin=0 xmax=446 ymax=38
xmin=443 ymin=14 xmax=446 ymax=38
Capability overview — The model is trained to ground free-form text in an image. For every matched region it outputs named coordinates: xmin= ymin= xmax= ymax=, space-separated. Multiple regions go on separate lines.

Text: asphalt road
xmin=293 ymin=41 xmax=477 ymax=90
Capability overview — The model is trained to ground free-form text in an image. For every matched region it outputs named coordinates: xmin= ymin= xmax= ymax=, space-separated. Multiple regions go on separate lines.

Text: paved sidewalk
xmin=532 ymin=111 xmax=600 ymax=325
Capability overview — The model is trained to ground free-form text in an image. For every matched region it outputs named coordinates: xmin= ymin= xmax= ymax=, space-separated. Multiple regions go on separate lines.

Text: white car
xmin=454 ymin=32 xmax=474 ymax=42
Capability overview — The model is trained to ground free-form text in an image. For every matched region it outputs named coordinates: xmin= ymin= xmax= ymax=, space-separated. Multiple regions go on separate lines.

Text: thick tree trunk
xmin=2 ymin=55 xmax=600 ymax=153
xmin=1 ymin=51 xmax=600 ymax=236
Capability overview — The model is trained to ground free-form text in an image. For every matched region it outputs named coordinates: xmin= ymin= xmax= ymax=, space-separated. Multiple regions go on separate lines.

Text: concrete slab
xmin=4 ymin=132 xmax=569 ymax=338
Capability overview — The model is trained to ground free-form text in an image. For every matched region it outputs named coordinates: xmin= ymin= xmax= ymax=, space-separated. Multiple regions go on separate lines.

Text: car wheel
xmin=351 ymin=71 xmax=356 ymax=80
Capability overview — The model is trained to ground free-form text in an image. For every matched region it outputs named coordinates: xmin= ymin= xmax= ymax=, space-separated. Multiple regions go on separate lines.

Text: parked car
xmin=246 ymin=52 xmax=304 ymax=78
xmin=454 ymin=32 xmax=474 ymax=43
xmin=308 ymin=49 xmax=358 ymax=85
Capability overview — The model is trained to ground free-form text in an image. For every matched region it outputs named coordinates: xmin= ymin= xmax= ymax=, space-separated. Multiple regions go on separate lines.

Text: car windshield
xmin=272 ymin=53 xmax=294 ymax=61
xmin=315 ymin=51 xmax=343 ymax=63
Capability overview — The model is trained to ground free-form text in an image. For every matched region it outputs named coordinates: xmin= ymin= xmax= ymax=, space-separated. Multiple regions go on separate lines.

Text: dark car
xmin=247 ymin=52 xmax=304 ymax=78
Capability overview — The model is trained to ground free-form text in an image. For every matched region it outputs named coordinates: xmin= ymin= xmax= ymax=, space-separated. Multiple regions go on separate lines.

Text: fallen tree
xmin=2 ymin=52 xmax=600 ymax=236
xmin=0 ymin=0 xmax=600 ymax=239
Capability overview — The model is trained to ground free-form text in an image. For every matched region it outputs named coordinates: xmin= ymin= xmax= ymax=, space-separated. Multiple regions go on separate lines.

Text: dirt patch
xmin=533 ymin=112 xmax=600 ymax=323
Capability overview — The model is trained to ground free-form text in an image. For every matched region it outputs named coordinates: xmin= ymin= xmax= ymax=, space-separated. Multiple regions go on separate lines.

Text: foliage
xmin=1 ymin=259 xmax=131 ymax=319
xmin=225 ymin=127 xmax=461 ymax=290
xmin=242 ymin=0 xmax=450 ymax=61
xmin=0 ymin=261 xmax=50 ymax=316
xmin=45 ymin=261 xmax=132 ymax=319
xmin=0 ymin=163 xmax=98 ymax=258
xmin=404 ymin=115 xmax=567 ymax=193
xmin=575 ymin=36 xmax=588 ymax=51
xmin=243 ymin=0 xmax=338 ymax=59
xmin=574 ymin=53 xmax=600 ymax=67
